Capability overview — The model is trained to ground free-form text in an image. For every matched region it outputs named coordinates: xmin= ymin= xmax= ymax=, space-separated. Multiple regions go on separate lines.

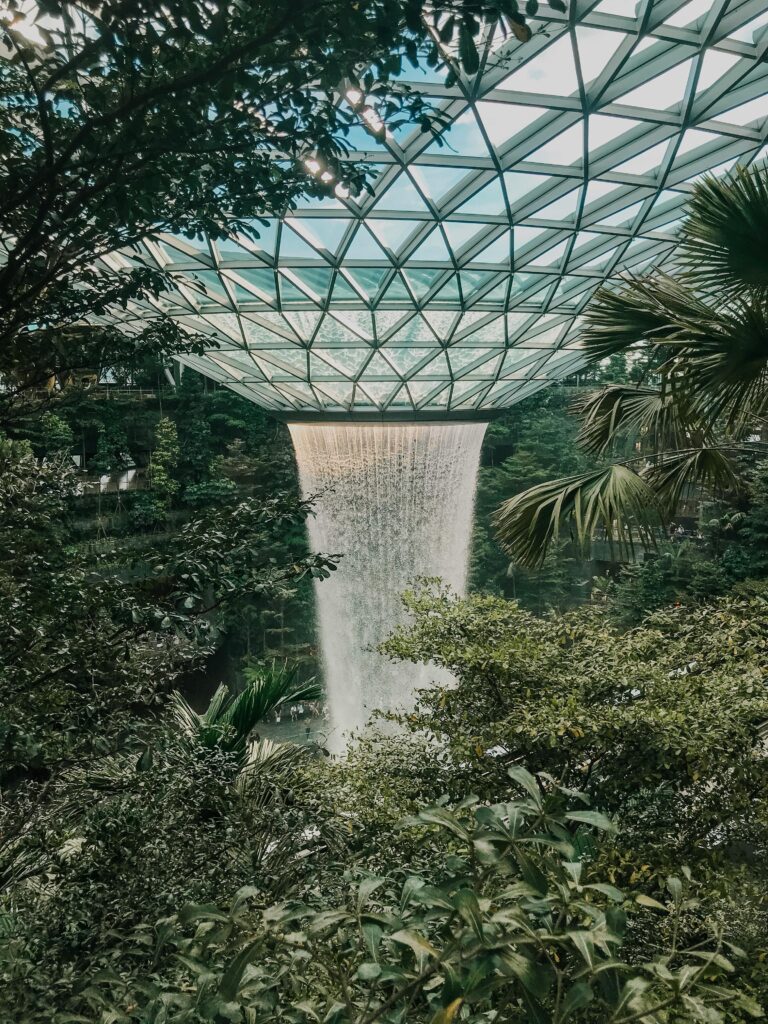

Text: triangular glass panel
xmin=530 ymin=188 xmax=582 ymax=221
xmin=450 ymin=380 xmax=486 ymax=405
xmin=443 ymin=221 xmax=484 ymax=254
xmin=344 ymin=266 xmax=389 ymax=299
xmin=278 ymin=277 xmax=310 ymax=303
xmin=279 ymin=226 xmax=322 ymax=260
xmin=504 ymin=172 xmax=550 ymax=208
xmin=716 ymin=95 xmax=768 ymax=127
xmin=257 ymin=348 xmax=308 ymax=376
xmin=407 ymin=380 xmax=442 ymax=405
xmin=448 ymin=347 xmax=494 ymax=374
xmin=329 ymin=275 xmax=362 ymax=302
xmin=315 ymin=382 xmax=354 ymax=406
xmin=583 ymin=179 xmax=625 ymax=209
xmin=315 ymin=317 xmax=364 ymax=344
xmin=526 ymin=123 xmax=584 ymax=166
xmin=409 ymin=228 xmax=452 ymax=263
xmin=476 ymin=101 xmax=548 ymax=149
xmin=423 ymin=107 xmax=487 ymax=157
xmin=374 ymin=174 xmax=431 ymax=213
xmin=358 ymin=382 xmax=400 ymax=406
xmin=461 ymin=270 xmax=497 ymax=298
xmin=612 ymin=140 xmax=670 ymax=176
xmin=382 ymin=348 xmax=431 ymax=376
xmin=465 ymin=353 xmax=503 ymax=377
xmin=472 ymin=231 xmax=511 ymax=264
xmin=531 ymin=240 xmax=569 ymax=267
xmin=676 ymin=128 xmax=719 ymax=158
xmin=381 ymin=274 xmax=412 ymax=302
xmin=453 ymin=311 xmax=495 ymax=338
xmin=597 ymin=200 xmax=645 ymax=227
xmin=387 ymin=314 xmax=435 ymax=344
xmin=498 ymin=35 xmax=579 ymax=97
xmin=288 ymin=217 xmax=350 ymax=255
xmin=432 ymin=275 xmax=461 ymax=303
xmin=727 ymin=11 xmax=768 ymax=43
xmin=331 ymin=310 xmax=373 ymax=338
xmin=239 ymin=318 xmax=290 ymax=346
xmin=454 ymin=178 xmax=505 ymax=216
xmin=615 ymin=59 xmax=693 ymax=110
xmin=222 ymin=219 xmax=277 ymax=256
xmin=666 ymin=0 xmax=715 ymax=28
xmin=374 ymin=310 xmax=408 ymax=338
xmin=365 ymin=352 xmax=397 ymax=378
xmin=283 ymin=311 xmax=321 ymax=341
xmin=575 ymin=27 xmax=628 ymax=86
xmin=290 ymin=267 xmax=333 ymax=302
xmin=696 ymin=49 xmax=739 ymax=93
xmin=423 ymin=310 xmax=457 ymax=338
xmin=588 ymin=114 xmax=643 ymax=152
xmin=222 ymin=269 xmax=275 ymax=303
xmin=515 ymin=226 xmax=554 ymax=251
xmin=368 ymin=219 xmax=421 ymax=253
xmin=312 ymin=348 xmax=369 ymax=377
xmin=410 ymin=165 xmax=469 ymax=204
xmin=403 ymin=267 xmax=443 ymax=299
xmin=343 ymin=225 xmax=389 ymax=261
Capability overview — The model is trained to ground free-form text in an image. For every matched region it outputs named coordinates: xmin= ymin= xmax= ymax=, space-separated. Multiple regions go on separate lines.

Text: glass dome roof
xmin=111 ymin=0 xmax=768 ymax=416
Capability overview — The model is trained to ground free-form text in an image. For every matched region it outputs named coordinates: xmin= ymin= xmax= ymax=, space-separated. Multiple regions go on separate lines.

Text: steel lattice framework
xmin=108 ymin=0 xmax=768 ymax=416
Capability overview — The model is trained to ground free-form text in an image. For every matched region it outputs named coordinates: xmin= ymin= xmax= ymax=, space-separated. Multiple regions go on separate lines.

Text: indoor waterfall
xmin=289 ymin=420 xmax=487 ymax=751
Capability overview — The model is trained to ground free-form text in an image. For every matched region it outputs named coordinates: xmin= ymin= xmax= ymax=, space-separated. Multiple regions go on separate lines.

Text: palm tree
xmin=170 ymin=659 xmax=321 ymax=765
xmin=494 ymin=162 xmax=768 ymax=567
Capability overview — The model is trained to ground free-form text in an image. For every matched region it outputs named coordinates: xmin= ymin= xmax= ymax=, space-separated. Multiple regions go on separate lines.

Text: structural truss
xmin=111 ymin=0 xmax=768 ymax=416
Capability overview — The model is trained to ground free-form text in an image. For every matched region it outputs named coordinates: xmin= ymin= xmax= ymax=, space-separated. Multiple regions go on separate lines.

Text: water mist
xmin=289 ymin=421 xmax=487 ymax=751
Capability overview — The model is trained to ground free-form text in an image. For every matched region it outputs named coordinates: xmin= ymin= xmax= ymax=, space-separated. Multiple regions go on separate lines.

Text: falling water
xmin=289 ymin=421 xmax=487 ymax=750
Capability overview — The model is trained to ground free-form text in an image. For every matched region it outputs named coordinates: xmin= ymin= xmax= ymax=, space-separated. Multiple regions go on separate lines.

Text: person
xmin=290 ymin=704 xmax=297 ymax=722
xmin=298 ymin=703 xmax=304 ymax=718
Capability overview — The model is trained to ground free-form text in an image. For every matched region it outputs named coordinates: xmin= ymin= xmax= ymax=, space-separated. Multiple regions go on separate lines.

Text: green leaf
xmin=498 ymin=951 xmax=553 ymax=999
xmin=391 ymin=929 xmax=439 ymax=962
xmin=452 ymin=889 xmax=485 ymax=940
xmin=561 ymin=981 xmax=593 ymax=1020
xmin=565 ymin=810 xmax=616 ymax=833
xmin=507 ymin=765 xmax=542 ymax=805
xmin=357 ymin=877 xmax=385 ymax=914
xmin=585 ymin=883 xmax=625 ymax=903
xmin=218 ymin=940 xmax=259 ymax=1001
xmin=635 ymin=894 xmax=668 ymax=912
xmin=357 ymin=962 xmax=382 ymax=980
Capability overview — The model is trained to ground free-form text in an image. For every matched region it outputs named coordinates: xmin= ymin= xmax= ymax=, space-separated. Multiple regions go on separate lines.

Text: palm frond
xmin=681 ymin=163 xmax=768 ymax=293
xmin=235 ymin=738 xmax=310 ymax=800
xmin=581 ymin=275 xmax=768 ymax=430
xmin=578 ymin=272 xmax=714 ymax=362
xmin=642 ymin=447 xmax=743 ymax=511
xmin=169 ymin=686 xmax=235 ymax=751
xmin=172 ymin=662 xmax=321 ymax=760
xmin=667 ymin=297 xmax=768 ymax=429
xmin=493 ymin=464 xmax=662 ymax=568
xmin=574 ymin=384 xmax=712 ymax=455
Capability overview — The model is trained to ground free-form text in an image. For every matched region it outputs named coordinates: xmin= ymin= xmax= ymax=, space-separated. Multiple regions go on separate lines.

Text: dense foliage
xmin=2 ymin=382 xmax=768 ymax=1019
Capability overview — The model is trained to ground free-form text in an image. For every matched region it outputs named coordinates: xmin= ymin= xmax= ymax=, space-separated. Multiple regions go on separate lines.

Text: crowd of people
xmin=272 ymin=701 xmax=328 ymax=726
